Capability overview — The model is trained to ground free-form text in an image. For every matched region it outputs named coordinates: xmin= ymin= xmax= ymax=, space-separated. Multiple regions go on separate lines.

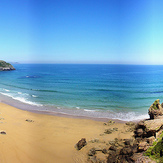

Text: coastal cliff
xmin=0 ymin=60 xmax=15 ymax=71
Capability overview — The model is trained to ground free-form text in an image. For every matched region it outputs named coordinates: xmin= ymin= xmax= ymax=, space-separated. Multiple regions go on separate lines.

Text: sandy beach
xmin=0 ymin=102 xmax=134 ymax=163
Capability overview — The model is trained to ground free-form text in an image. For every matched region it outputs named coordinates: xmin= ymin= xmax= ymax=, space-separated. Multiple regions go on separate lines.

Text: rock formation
xmin=148 ymin=99 xmax=163 ymax=119
xmin=0 ymin=60 xmax=15 ymax=71
xmin=75 ymin=99 xmax=163 ymax=162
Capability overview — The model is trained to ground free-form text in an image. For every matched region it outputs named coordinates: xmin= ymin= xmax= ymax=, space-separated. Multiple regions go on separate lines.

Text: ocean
xmin=0 ymin=64 xmax=163 ymax=121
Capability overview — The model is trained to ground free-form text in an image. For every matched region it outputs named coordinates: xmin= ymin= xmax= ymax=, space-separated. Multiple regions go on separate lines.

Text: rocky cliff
xmin=0 ymin=60 xmax=15 ymax=71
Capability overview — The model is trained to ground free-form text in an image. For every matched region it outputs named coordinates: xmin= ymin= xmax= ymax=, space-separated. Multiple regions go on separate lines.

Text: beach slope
xmin=0 ymin=103 xmax=133 ymax=163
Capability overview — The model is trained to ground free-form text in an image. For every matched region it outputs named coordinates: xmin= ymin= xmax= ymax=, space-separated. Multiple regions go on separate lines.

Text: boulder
xmin=75 ymin=138 xmax=87 ymax=150
xmin=88 ymin=148 xmax=96 ymax=156
xmin=147 ymin=136 xmax=155 ymax=146
xmin=136 ymin=128 xmax=144 ymax=137
xmin=0 ymin=131 xmax=6 ymax=134
xmin=148 ymin=99 xmax=163 ymax=119
xmin=137 ymin=141 xmax=148 ymax=152
xmin=144 ymin=119 xmax=163 ymax=133
xmin=135 ymin=119 xmax=163 ymax=138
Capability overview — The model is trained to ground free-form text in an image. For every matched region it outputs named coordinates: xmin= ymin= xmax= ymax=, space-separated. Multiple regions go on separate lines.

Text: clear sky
xmin=0 ymin=0 xmax=163 ymax=64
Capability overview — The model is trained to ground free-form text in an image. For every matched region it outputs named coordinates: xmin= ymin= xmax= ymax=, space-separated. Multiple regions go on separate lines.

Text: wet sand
xmin=0 ymin=102 xmax=134 ymax=163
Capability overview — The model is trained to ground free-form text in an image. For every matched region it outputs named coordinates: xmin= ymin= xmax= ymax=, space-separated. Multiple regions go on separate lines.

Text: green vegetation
xmin=145 ymin=132 xmax=163 ymax=162
xmin=0 ymin=60 xmax=10 ymax=67
xmin=152 ymin=99 xmax=160 ymax=110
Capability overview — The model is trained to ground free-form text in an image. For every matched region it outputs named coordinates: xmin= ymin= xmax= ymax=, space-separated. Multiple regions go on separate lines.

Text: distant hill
xmin=0 ymin=60 xmax=16 ymax=71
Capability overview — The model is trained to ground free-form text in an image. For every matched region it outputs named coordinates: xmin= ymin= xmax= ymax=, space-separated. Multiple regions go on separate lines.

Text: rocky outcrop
xmin=0 ymin=60 xmax=15 ymax=71
xmin=76 ymin=100 xmax=163 ymax=162
xmin=148 ymin=99 xmax=163 ymax=119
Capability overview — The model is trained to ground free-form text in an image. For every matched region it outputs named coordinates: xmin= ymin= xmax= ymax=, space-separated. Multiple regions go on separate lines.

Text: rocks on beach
xmin=75 ymin=138 xmax=87 ymax=150
xmin=75 ymin=99 xmax=163 ymax=162
xmin=0 ymin=131 xmax=6 ymax=135
xmin=25 ymin=119 xmax=34 ymax=122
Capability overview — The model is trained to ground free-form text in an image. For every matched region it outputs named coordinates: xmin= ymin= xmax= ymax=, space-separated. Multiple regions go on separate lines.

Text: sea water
xmin=0 ymin=64 xmax=163 ymax=121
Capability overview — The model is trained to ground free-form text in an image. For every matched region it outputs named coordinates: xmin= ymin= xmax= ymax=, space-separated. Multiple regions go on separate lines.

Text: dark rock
xmin=75 ymin=138 xmax=87 ymax=150
xmin=25 ymin=119 xmax=34 ymax=122
xmin=94 ymin=147 xmax=102 ymax=151
xmin=120 ymin=146 xmax=133 ymax=156
xmin=102 ymin=148 xmax=107 ymax=154
xmin=104 ymin=128 xmax=113 ymax=134
xmin=107 ymin=151 xmax=117 ymax=163
xmin=88 ymin=148 xmax=96 ymax=156
xmin=131 ymin=144 xmax=138 ymax=153
xmin=124 ymin=139 xmax=133 ymax=146
xmin=109 ymin=145 xmax=117 ymax=151
xmin=0 ymin=131 xmax=6 ymax=134
xmin=88 ymin=156 xmax=97 ymax=163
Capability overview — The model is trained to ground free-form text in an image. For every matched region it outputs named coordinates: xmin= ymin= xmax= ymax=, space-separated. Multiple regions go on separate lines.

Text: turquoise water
xmin=0 ymin=64 xmax=163 ymax=121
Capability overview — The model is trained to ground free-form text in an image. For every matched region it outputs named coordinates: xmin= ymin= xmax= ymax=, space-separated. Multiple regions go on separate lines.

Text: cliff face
xmin=0 ymin=60 xmax=16 ymax=71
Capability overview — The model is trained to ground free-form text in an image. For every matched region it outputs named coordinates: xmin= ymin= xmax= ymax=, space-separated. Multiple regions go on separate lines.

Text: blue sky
xmin=0 ymin=0 xmax=163 ymax=64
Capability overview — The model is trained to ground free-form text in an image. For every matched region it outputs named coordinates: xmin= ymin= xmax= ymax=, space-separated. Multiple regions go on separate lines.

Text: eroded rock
xmin=148 ymin=99 xmax=163 ymax=119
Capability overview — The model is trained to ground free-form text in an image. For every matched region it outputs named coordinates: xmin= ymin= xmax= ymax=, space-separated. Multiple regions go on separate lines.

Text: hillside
xmin=0 ymin=60 xmax=16 ymax=71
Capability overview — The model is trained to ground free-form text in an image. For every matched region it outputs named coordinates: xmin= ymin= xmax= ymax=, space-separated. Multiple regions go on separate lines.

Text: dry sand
xmin=0 ymin=103 xmax=134 ymax=163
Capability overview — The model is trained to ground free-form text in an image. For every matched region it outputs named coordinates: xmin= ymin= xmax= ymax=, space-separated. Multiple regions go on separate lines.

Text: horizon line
xmin=10 ymin=62 xmax=163 ymax=66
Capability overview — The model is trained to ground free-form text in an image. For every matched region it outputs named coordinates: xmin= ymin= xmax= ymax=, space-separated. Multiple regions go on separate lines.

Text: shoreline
xmin=0 ymin=94 xmax=148 ymax=123
xmin=1 ymin=99 xmax=126 ymax=123
xmin=0 ymin=102 xmax=135 ymax=162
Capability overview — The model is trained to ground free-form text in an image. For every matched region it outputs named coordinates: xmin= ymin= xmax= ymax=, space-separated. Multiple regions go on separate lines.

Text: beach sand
xmin=0 ymin=103 xmax=134 ymax=163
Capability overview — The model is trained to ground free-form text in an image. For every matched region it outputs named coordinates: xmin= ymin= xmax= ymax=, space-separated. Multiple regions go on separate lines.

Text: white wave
xmin=111 ymin=112 xmax=149 ymax=121
xmin=0 ymin=92 xmax=42 ymax=107
xmin=76 ymin=107 xmax=80 ymax=109
xmin=18 ymin=92 xmax=22 ymax=94
xmin=3 ymin=89 xmax=10 ymax=92
xmin=84 ymin=109 xmax=96 ymax=112
xmin=32 ymin=95 xmax=37 ymax=98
